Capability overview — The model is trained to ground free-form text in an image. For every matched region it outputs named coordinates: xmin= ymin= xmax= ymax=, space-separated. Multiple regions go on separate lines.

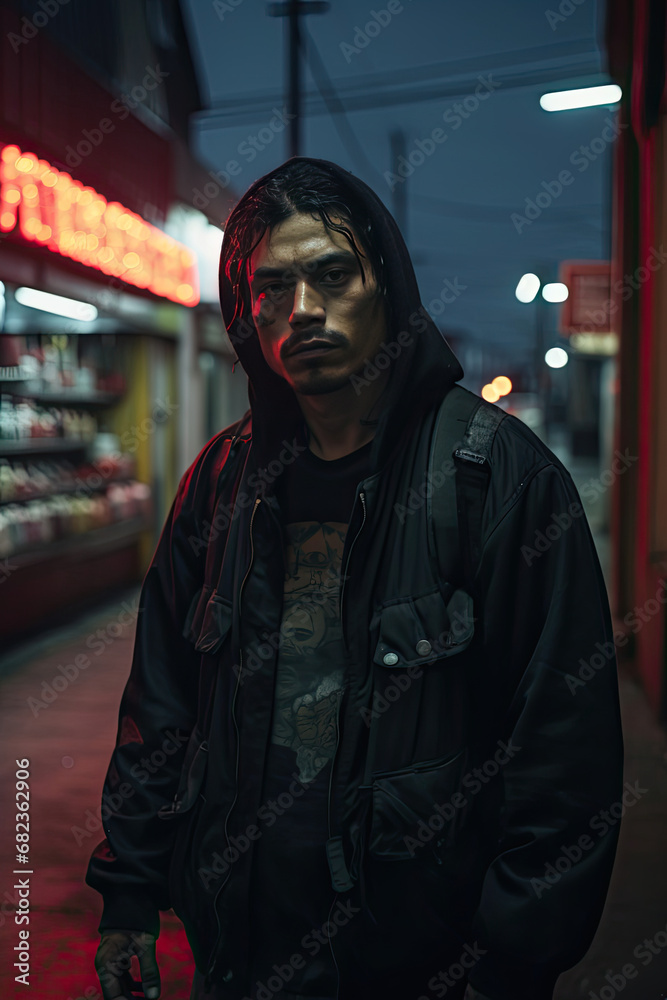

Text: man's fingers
xmin=136 ymin=932 xmax=161 ymax=999
xmin=95 ymin=930 xmax=157 ymax=1000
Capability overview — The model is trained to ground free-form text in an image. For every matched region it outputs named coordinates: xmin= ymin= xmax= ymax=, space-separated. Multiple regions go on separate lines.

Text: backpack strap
xmin=428 ymin=385 xmax=507 ymax=593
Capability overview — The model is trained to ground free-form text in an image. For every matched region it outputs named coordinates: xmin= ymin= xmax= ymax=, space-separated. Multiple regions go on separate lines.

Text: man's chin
xmin=289 ymin=370 xmax=352 ymax=396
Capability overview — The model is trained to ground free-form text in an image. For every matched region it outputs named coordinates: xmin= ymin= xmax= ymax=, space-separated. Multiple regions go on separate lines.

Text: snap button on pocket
xmin=372 ymin=588 xmax=475 ymax=669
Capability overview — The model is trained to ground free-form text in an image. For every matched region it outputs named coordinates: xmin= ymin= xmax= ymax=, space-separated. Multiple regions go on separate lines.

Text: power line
xmin=301 ymin=26 xmax=384 ymax=184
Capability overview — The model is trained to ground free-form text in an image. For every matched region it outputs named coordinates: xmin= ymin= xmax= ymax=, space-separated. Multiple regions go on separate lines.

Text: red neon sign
xmin=0 ymin=144 xmax=199 ymax=306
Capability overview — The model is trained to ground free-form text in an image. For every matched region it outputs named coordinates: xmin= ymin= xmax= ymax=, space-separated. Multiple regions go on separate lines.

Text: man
xmin=87 ymin=158 xmax=624 ymax=1000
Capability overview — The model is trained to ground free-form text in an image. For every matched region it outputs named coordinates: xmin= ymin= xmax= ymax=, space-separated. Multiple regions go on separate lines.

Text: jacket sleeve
xmin=465 ymin=460 xmax=624 ymax=1000
xmin=85 ymin=455 xmax=213 ymax=936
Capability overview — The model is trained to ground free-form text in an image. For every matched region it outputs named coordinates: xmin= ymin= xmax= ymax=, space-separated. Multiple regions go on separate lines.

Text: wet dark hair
xmin=222 ymin=160 xmax=388 ymax=327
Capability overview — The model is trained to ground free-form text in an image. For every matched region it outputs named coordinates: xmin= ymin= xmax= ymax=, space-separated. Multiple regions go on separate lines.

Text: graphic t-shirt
xmin=247 ymin=432 xmax=372 ymax=999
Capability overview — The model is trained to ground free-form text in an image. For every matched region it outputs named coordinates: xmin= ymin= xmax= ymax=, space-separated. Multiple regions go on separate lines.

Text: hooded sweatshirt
xmin=87 ymin=157 xmax=624 ymax=1000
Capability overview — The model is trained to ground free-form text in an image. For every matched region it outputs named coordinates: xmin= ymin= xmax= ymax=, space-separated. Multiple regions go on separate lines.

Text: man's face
xmin=247 ymin=211 xmax=388 ymax=395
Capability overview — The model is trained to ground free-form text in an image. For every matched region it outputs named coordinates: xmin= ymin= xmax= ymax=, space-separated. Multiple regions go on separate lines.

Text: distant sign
xmin=559 ymin=261 xmax=611 ymax=334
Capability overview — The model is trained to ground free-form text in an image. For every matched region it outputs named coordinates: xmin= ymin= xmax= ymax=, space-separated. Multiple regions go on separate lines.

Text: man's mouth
xmin=287 ymin=339 xmax=339 ymax=359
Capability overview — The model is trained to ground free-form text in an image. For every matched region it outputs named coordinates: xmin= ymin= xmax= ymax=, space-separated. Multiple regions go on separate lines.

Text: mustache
xmin=281 ymin=328 xmax=348 ymax=359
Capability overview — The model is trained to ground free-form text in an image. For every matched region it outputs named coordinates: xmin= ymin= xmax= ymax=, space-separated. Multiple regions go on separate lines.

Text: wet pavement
xmin=0 ymin=593 xmax=195 ymax=1000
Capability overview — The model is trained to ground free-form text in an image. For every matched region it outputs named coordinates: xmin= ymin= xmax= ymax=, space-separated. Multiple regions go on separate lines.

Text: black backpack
xmin=428 ymin=384 xmax=507 ymax=594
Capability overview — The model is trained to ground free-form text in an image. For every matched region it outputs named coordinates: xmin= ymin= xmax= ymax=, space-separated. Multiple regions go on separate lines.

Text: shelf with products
xmin=0 ymin=331 xmax=125 ymax=456
xmin=0 ymin=332 xmax=156 ymax=573
xmin=3 ymin=389 xmax=123 ymax=407
xmin=0 ymin=451 xmax=136 ymax=504
xmin=0 ymin=453 xmax=152 ymax=564
xmin=6 ymin=513 xmax=153 ymax=571
xmin=0 ymin=331 xmax=127 ymax=398
xmin=0 ymin=438 xmax=89 ymax=456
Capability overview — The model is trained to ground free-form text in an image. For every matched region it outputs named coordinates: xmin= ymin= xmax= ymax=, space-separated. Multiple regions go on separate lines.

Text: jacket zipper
xmin=205 ymin=496 xmax=261 ymax=989
xmin=337 ymin=491 xmax=367 ymax=649
xmin=328 ymin=490 xmax=367 ymax=1000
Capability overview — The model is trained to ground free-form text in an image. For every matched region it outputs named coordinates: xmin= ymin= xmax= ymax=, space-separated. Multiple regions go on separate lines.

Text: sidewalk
xmin=0 ymin=581 xmax=666 ymax=1000
xmin=0 ymin=591 xmax=195 ymax=1000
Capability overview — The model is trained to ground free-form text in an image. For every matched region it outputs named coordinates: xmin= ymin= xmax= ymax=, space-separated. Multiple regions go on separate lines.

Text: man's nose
xmin=289 ymin=279 xmax=325 ymax=327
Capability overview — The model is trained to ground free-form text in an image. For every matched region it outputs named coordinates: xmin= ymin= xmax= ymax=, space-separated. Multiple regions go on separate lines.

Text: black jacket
xmin=87 ymin=158 xmax=624 ymax=1000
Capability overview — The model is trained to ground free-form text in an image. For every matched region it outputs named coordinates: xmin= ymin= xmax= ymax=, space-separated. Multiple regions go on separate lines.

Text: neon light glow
xmin=0 ymin=144 xmax=199 ymax=306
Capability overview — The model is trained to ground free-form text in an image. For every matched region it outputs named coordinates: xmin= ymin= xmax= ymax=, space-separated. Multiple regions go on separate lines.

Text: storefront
xmin=0 ymin=140 xmax=199 ymax=644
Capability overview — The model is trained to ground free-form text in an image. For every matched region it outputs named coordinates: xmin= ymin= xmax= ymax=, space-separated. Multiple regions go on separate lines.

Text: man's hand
xmin=95 ymin=930 xmax=160 ymax=1000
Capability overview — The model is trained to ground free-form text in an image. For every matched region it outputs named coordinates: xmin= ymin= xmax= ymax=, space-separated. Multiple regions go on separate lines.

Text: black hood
xmin=218 ymin=156 xmax=464 ymax=472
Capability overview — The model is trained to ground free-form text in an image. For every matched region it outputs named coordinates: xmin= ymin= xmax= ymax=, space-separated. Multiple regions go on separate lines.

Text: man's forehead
xmin=248 ymin=213 xmax=359 ymax=276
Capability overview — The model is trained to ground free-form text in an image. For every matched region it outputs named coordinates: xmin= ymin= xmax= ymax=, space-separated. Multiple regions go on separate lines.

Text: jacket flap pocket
xmin=194 ymin=592 xmax=233 ymax=654
xmin=183 ymin=584 xmax=213 ymax=644
xmin=371 ymin=587 xmax=474 ymax=669
xmin=369 ymin=750 xmax=467 ymax=859
xmin=182 ymin=585 xmax=233 ymax=654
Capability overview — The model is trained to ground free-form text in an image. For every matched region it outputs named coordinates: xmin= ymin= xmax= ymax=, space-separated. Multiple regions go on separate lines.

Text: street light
xmin=516 ymin=272 xmax=569 ymax=424
xmin=540 ymin=84 xmax=622 ymax=113
xmin=515 ymin=273 xmax=540 ymax=304
xmin=542 ymin=282 xmax=569 ymax=303
xmin=545 ymin=347 xmax=569 ymax=368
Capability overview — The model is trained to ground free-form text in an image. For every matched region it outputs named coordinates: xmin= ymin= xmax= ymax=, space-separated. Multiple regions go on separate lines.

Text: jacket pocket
xmin=365 ymin=749 xmax=468 ymax=860
xmin=183 ymin=585 xmax=233 ymax=654
xmin=166 ymin=729 xmax=209 ymax=918
xmin=370 ymin=587 xmax=474 ymax=669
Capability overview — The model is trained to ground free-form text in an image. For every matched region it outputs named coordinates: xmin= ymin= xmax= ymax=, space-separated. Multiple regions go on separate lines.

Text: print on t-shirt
xmin=270 ymin=519 xmax=347 ymax=784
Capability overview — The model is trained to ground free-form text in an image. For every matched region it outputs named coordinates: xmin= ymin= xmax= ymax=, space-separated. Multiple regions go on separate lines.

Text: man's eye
xmin=263 ymin=283 xmax=287 ymax=296
xmin=323 ymin=269 xmax=347 ymax=283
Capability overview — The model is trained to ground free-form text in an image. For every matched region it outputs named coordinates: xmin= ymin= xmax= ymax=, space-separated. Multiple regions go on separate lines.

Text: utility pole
xmin=267 ymin=1 xmax=330 ymax=158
